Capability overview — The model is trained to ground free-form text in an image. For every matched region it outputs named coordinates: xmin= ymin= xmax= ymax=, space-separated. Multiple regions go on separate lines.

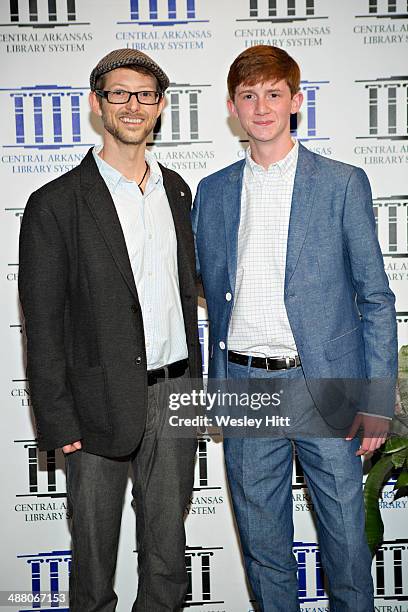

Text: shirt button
xmin=225 ymin=292 xmax=232 ymax=301
xmin=135 ymin=356 xmax=142 ymax=365
xmin=131 ymin=305 xmax=138 ymax=313
xmin=219 ymin=341 xmax=226 ymax=350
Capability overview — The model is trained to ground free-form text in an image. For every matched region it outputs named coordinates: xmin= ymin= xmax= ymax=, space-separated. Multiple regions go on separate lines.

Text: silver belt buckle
xmin=285 ymin=356 xmax=291 ymax=369
xmin=265 ymin=357 xmax=271 ymax=371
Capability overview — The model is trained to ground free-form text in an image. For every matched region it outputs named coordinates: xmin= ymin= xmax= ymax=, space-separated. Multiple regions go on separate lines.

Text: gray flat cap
xmin=90 ymin=48 xmax=170 ymax=92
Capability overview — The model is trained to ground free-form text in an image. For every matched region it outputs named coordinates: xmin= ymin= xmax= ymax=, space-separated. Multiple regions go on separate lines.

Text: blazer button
xmin=131 ymin=305 xmax=138 ymax=313
xmin=219 ymin=341 xmax=226 ymax=350
xmin=134 ymin=356 xmax=142 ymax=365
xmin=225 ymin=292 xmax=232 ymax=301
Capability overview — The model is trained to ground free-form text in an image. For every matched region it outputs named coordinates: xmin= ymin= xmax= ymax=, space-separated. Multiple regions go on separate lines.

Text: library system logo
xmin=188 ymin=434 xmax=224 ymax=518
xmin=1 ymin=85 xmax=90 ymax=175
xmin=354 ymin=0 xmax=408 ymax=47
xmin=149 ymin=83 xmax=215 ymax=172
xmin=13 ymin=439 xmax=67 ymax=523
xmin=0 ymin=0 xmax=93 ymax=53
xmin=353 ymin=76 xmax=408 ymax=165
xmin=115 ymin=0 xmax=211 ymax=52
xmin=16 ymin=549 xmax=70 ymax=611
xmin=234 ymin=0 xmax=330 ymax=49
xmin=184 ymin=545 xmax=224 ymax=607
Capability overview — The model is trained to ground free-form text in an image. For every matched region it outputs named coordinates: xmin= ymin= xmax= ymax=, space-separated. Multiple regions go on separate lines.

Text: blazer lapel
xmin=285 ymin=144 xmax=318 ymax=288
xmin=223 ymin=161 xmax=245 ymax=293
xmin=161 ymin=167 xmax=194 ymax=293
xmin=80 ymin=150 xmax=138 ymax=300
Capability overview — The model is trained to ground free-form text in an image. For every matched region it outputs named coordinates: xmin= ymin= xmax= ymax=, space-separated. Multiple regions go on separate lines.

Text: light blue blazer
xmin=192 ymin=144 xmax=397 ymax=418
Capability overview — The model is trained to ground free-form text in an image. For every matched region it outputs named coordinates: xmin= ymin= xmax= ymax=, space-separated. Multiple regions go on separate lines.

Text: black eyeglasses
xmin=95 ymin=90 xmax=162 ymax=105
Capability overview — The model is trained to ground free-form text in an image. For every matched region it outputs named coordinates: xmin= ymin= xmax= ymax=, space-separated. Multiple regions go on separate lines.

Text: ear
xmin=227 ymin=98 xmax=238 ymax=118
xmin=89 ymin=91 xmax=102 ymax=117
xmin=291 ymin=91 xmax=303 ymax=114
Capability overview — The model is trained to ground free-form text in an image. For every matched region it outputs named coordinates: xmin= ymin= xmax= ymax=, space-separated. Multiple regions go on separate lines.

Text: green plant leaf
xmin=383 ymin=437 xmax=408 ymax=454
xmin=391 ymin=450 xmax=408 ymax=469
xmin=364 ymin=455 xmax=394 ymax=555
xmin=394 ymin=469 xmax=408 ymax=489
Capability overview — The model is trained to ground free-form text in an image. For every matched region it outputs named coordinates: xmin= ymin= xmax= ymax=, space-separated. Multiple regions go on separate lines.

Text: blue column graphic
xmin=49 ymin=0 xmax=57 ymax=21
xmin=189 ymin=91 xmax=199 ymax=140
xmin=70 ymin=94 xmax=81 ymax=143
xmin=12 ymin=94 xmax=25 ymax=144
xmin=29 ymin=0 xmax=38 ymax=21
xmin=168 ymin=0 xmax=176 ymax=19
xmin=306 ymin=87 xmax=317 ymax=136
xmin=393 ymin=548 xmax=403 ymax=595
xmin=130 ymin=0 xmax=139 ymax=20
xmin=10 ymin=0 xmax=19 ymax=22
xmin=315 ymin=549 xmax=325 ymax=597
xmin=170 ymin=92 xmax=180 ymax=140
xmin=27 ymin=560 xmax=42 ymax=607
xmin=297 ymin=550 xmax=307 ymax=598
xmin=149 ymin=0 xmax=158 ymax=19
xmin=52 ymin=95 xmax=63 ymax=143
xmin=49 ymin=560 xmax=59 ymax=607
xmin=187 ymin=0 xmax=195 ymax=18
xmin=388 ymin=0 xmax=397 ymax=12
xmin=33 ymin=94 xmax=44 ymax=144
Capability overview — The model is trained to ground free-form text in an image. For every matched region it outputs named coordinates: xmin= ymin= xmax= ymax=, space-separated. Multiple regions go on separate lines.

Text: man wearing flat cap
xmin=19 ymin=49 xmax=201 ymax=611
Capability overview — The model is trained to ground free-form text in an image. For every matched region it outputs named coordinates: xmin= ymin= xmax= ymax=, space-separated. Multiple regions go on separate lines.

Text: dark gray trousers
xmin=65 ymin=380 xmax=197 ymax=612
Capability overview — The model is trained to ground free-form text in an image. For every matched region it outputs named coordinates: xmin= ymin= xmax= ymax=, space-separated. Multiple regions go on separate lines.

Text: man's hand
xmin=62 ymin=440 xmax=82 ymax=454
xmin=345 ymin=414 xmax=390 ymax=456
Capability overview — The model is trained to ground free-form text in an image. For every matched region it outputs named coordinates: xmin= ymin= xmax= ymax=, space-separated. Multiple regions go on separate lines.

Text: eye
xmin=139 ymin=91 xmax=156 ymax=100
xmin=111 ymin=90 xmax=127 ymax=97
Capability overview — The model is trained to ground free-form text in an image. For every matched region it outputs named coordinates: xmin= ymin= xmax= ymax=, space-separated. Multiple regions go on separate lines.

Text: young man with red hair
xmin=192 ymin=45 xmax=396 ymax=611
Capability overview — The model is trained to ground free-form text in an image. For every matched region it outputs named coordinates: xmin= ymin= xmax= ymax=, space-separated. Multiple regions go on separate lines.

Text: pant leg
xmin=224 ymin=436 xmax=299 ymax=612
xmin=66 ymin=449 xmax=130 ymax=612
xmin=224 ymin=361 xmax=300 ymax=612
xmin=131 ymin=380 xmax=197 ymax=612
xmin=295 ymin=437 xmax=374 ymax=612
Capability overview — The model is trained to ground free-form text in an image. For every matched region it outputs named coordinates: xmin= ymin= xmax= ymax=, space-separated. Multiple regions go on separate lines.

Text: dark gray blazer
xmin=19 ymin=149 xmax=202 ymax=457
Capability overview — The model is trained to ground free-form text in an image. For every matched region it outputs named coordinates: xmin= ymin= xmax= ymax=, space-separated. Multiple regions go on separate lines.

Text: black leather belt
xmin=228 ymin=351 xmax=301 ymax=370
xmin=147 ymin=359 xmax=188 ymax=386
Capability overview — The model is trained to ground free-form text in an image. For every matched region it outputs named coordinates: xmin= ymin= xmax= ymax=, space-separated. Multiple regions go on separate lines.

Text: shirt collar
xmin=245 ymin=138 xmax=299 ymax=181
xmin=92 ymin=145 xmax=162 ymax=193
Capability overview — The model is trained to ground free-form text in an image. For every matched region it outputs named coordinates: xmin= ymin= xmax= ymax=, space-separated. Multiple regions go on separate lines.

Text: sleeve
xmin=191 ymin=179 xmax=203 ymax=279
xmin=343 ymin=167 xmax=398 ymax=418
xmin=18 ymin=194 xmax=82 ymax=450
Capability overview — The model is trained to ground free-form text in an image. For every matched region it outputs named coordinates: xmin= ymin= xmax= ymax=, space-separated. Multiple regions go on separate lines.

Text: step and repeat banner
xmin=1 ymin=1 xmax=408 ymax=611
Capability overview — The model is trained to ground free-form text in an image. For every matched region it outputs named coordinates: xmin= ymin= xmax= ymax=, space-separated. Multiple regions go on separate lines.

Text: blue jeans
xmin=224 ymin=360 xmax=373 ymax=612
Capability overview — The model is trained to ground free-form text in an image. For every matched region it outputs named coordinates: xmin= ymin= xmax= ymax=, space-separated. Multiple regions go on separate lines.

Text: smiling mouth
xmin=120 ymin=117 xmax=144 ymax=125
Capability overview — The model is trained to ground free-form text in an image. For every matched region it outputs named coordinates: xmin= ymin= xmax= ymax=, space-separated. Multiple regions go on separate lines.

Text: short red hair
xmin=227 ymin=45 xmax=301 ymax=99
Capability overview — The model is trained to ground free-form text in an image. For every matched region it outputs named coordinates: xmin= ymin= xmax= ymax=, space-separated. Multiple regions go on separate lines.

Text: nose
xmin=255 ymin=96 xmax=270 ymax=115
xmin=126 ymin=92 xmax=141 ymax=112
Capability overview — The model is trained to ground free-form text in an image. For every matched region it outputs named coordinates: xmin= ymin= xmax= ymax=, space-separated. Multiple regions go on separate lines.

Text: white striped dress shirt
xmin=93 ymin=146 xmax=188 ymax=369
xmin=228 ymin=140 xmax=299 ymax=358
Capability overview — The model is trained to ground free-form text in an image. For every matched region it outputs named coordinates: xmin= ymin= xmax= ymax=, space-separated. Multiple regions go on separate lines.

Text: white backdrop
xmin=1 ymin=1 xmax=408 ymax=611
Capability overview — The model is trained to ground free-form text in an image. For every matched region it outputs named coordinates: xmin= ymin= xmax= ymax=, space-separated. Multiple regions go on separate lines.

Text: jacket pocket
xmin=324 ymin=327 xmax=361 ymax=361
xmin=68 ymin=365 xmax=112 ymax=435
